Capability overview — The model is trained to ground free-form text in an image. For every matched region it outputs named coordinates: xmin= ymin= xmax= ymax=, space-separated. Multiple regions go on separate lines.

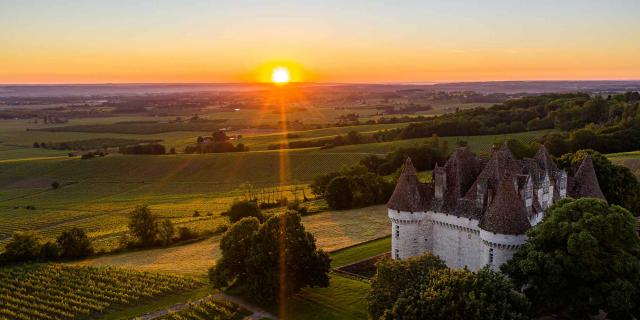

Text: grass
xmin=71 ymin=205 xmax=390 ymax=275
xmin=283 ymin=275 xmax=370 ymax=320
xmin=330 ymin=237 xmax=391 ymax=268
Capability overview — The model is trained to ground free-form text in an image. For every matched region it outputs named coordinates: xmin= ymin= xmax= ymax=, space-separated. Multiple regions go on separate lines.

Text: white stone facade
xmin=389 ymin=208 xmax=532 ymax=271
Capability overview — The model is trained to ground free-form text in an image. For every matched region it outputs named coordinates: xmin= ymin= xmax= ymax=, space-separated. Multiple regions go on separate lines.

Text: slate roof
xmin=387 ymin=158 xmax=424 ymax=212
xmin=569 ymin=155 xmax=606 ymax=200
xmin=386 ymin=144 xmax=604 ymax=235
xmin=479 ymin=176 xmax=531 ymax=234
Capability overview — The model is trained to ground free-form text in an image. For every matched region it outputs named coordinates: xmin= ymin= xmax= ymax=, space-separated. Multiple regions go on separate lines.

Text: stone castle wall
xmin=389 ymin=209 xmax=528 ymax=271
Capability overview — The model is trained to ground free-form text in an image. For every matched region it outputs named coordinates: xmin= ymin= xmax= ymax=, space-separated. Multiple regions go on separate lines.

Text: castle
xmin=387 ymin=144 xmax=604 ymax=270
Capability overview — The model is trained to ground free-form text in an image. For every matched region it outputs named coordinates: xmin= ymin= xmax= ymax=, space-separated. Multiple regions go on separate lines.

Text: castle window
xmin=395 ymin=225 xmax=400 ymax=239
xmin=395 ymin=249 xmax=400 ymax=260
xmin=489 ymin=248 xmax=494 ymax=265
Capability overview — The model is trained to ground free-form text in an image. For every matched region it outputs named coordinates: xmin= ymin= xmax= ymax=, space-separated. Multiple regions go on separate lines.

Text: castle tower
xmin=387 ymin=158 xmax=429 ymax=260
xmin=569 ymin=155 xmax=606 ymax=200
xmin=478 ymin=176 xmax=531 ymax=270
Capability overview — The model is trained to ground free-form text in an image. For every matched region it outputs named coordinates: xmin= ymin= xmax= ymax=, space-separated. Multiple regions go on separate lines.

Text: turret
xmin=479 ymin=176 xmax=530 ymax=270
xmin=387 ymin=158 xmax=429 ymax=260
xmin=569 ymin=155 xmax=605 ymax=200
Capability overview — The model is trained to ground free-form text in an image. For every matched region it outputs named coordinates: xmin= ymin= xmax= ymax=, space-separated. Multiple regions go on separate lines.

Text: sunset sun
xmin=271 ymin=67 xmax=290 ymax=84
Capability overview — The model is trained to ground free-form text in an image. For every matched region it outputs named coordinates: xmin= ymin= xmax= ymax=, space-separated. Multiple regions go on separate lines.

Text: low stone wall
xmin=333 ymin=252 xmax=390 ymax=280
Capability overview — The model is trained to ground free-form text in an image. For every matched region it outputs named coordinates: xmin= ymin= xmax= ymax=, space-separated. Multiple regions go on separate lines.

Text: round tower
xmin=478 ymin=176 xmax=531 ymax=270
xmin=387 ymin=158 xmax=429 ymax=260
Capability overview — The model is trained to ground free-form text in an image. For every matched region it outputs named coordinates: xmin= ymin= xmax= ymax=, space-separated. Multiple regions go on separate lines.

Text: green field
xmin=0 ymin=126 xmax=553 ymax=250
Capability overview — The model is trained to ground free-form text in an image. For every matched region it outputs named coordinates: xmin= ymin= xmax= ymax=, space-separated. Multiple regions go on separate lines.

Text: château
xmin=387 ymin=144 xmax=604 ymax=270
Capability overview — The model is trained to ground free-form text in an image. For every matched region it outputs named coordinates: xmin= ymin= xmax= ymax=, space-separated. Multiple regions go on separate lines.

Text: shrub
xmin=2 ymin=231 xmax=42 ymax=263
xmin=40 ymin=241 xmax=62 ymax=261
xmin=176 ymin=227 xmax=198 ymax=241
xmin=226 ymin=200 xmax=264 ymax=223
xmin=158 ymin=219 xmax=174 ymax=246
xmin=56 ymin=228 xmax=94 ymax=260
xmin=51 ymin=181 xmax=60 ymax=189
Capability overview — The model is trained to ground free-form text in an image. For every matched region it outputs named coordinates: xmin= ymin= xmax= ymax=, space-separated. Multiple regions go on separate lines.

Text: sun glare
xmin=271 ymin=67 xmax=291 ymax=84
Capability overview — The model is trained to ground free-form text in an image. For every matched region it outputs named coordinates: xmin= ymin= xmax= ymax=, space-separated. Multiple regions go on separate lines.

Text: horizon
xmin=2 ymin=0 xmax=639 ymax=84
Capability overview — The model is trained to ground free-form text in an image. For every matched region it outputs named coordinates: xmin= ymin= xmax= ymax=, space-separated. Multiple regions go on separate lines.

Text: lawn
xmin=283 ymin=275 xmax=370 ymax=320
xmin=330 ymin=236 xmax=391 ymax=268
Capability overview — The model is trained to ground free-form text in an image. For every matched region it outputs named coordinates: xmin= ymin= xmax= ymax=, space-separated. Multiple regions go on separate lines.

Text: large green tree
xmin=380 ymin=268 xmax=530 ymax=320
xmin=503 ymin=198 xmax=640 ymax=319
xmin=325 ymin=176 xmax=353 ymax=209
xmin=209 ymin=217 xmax=260 ymax=288
xmin=210 ymin=211 xmax=331 ymax=306
xmin=368 ymin=254 xmax=447 ymax=320
xmin=557 ymin=150 xmax=640 ymax=214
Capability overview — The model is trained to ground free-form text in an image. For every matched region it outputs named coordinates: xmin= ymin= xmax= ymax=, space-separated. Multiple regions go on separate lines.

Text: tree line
xmin=184 ymin=130 xmax=248 ymax=153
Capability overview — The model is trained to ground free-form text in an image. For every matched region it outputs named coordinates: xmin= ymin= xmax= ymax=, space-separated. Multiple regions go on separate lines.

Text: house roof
xmin=479 ymin=176 xmax=531 ymax=235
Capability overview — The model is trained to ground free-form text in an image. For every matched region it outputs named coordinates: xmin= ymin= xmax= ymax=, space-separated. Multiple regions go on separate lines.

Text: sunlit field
xmin=72 ymin=205 xmax=389 ymax=275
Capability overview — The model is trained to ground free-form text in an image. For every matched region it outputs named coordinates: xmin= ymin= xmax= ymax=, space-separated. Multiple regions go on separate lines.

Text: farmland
xmin=73 ymin=205 xmax=390 ymax=275
xmin=0 ymin=126 xmax=553 ymax=250
xmin=0 ymin=263 xmax=203 ymax=320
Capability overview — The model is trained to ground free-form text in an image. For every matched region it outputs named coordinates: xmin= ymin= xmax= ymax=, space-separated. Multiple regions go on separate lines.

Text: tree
xmin=211 ymin=211 xmax=331 ymax=306
xmin=56 ymin=227 xmax=94 ymax=259
xmin=127 ymin=205 xmax=158 ymax=246
xmin=51 ymin=181 xmax=60 ymax=189
xmin=3 ymin=231 xmax=42 ymax=262
xmin=158 ymin=219 xmax=174 ymax=246
xmin=368 ymin=254 xmax=447 ymax=320
xmin=380 ymin=267 xmax=530 ymax=320
xmin=40 ymin=241 xmax=62 ymax=261
xmin=212 ymin=130 xmax=229 ymax=142
xmin=226 ymin=200 xmax=264 ymax=223
xmin=209 ymin=217 xmax=260 ymax=288
xmin=503 ymin=198 xmax=640 ymax=319
xmin=557 ymin=150 xmax=640 ymax=214
xmin=325 ymin=176 xmax=353 ymax=209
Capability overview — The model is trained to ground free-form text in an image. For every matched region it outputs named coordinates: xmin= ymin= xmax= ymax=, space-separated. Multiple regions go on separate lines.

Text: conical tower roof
xmin=479 ymin=176 xmax=531 ymax=235
xmin=387 ymin=158 xmax=424 ymax=212
xmin=534 ymin=144 xmax=557 ymax=173
xmin=570 ymin=155 xmax=605 ymax=200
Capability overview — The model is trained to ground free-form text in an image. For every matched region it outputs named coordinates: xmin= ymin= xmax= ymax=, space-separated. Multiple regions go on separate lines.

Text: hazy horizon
xmin=2 ymin=0 xmax=639 ymax=84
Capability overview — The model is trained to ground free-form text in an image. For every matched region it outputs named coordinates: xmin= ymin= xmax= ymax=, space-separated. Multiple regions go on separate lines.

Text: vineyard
xmin=0 ymin=264 xmax=204 ymax=320
xmin=160 ymin=299 xmax=250 ymax=320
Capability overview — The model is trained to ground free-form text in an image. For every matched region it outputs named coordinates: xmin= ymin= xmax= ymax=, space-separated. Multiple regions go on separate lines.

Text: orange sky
xmin=1 ymin=1 xmax=639 ymax=84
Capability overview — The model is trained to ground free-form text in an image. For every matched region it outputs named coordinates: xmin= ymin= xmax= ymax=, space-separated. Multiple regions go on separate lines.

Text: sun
xmin=271 ymin=67 xmax=291 ymax=84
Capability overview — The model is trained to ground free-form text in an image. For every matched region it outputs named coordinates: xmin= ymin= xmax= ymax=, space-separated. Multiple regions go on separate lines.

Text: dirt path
xmin=135 ymin=293 xmax=278 ymax=320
